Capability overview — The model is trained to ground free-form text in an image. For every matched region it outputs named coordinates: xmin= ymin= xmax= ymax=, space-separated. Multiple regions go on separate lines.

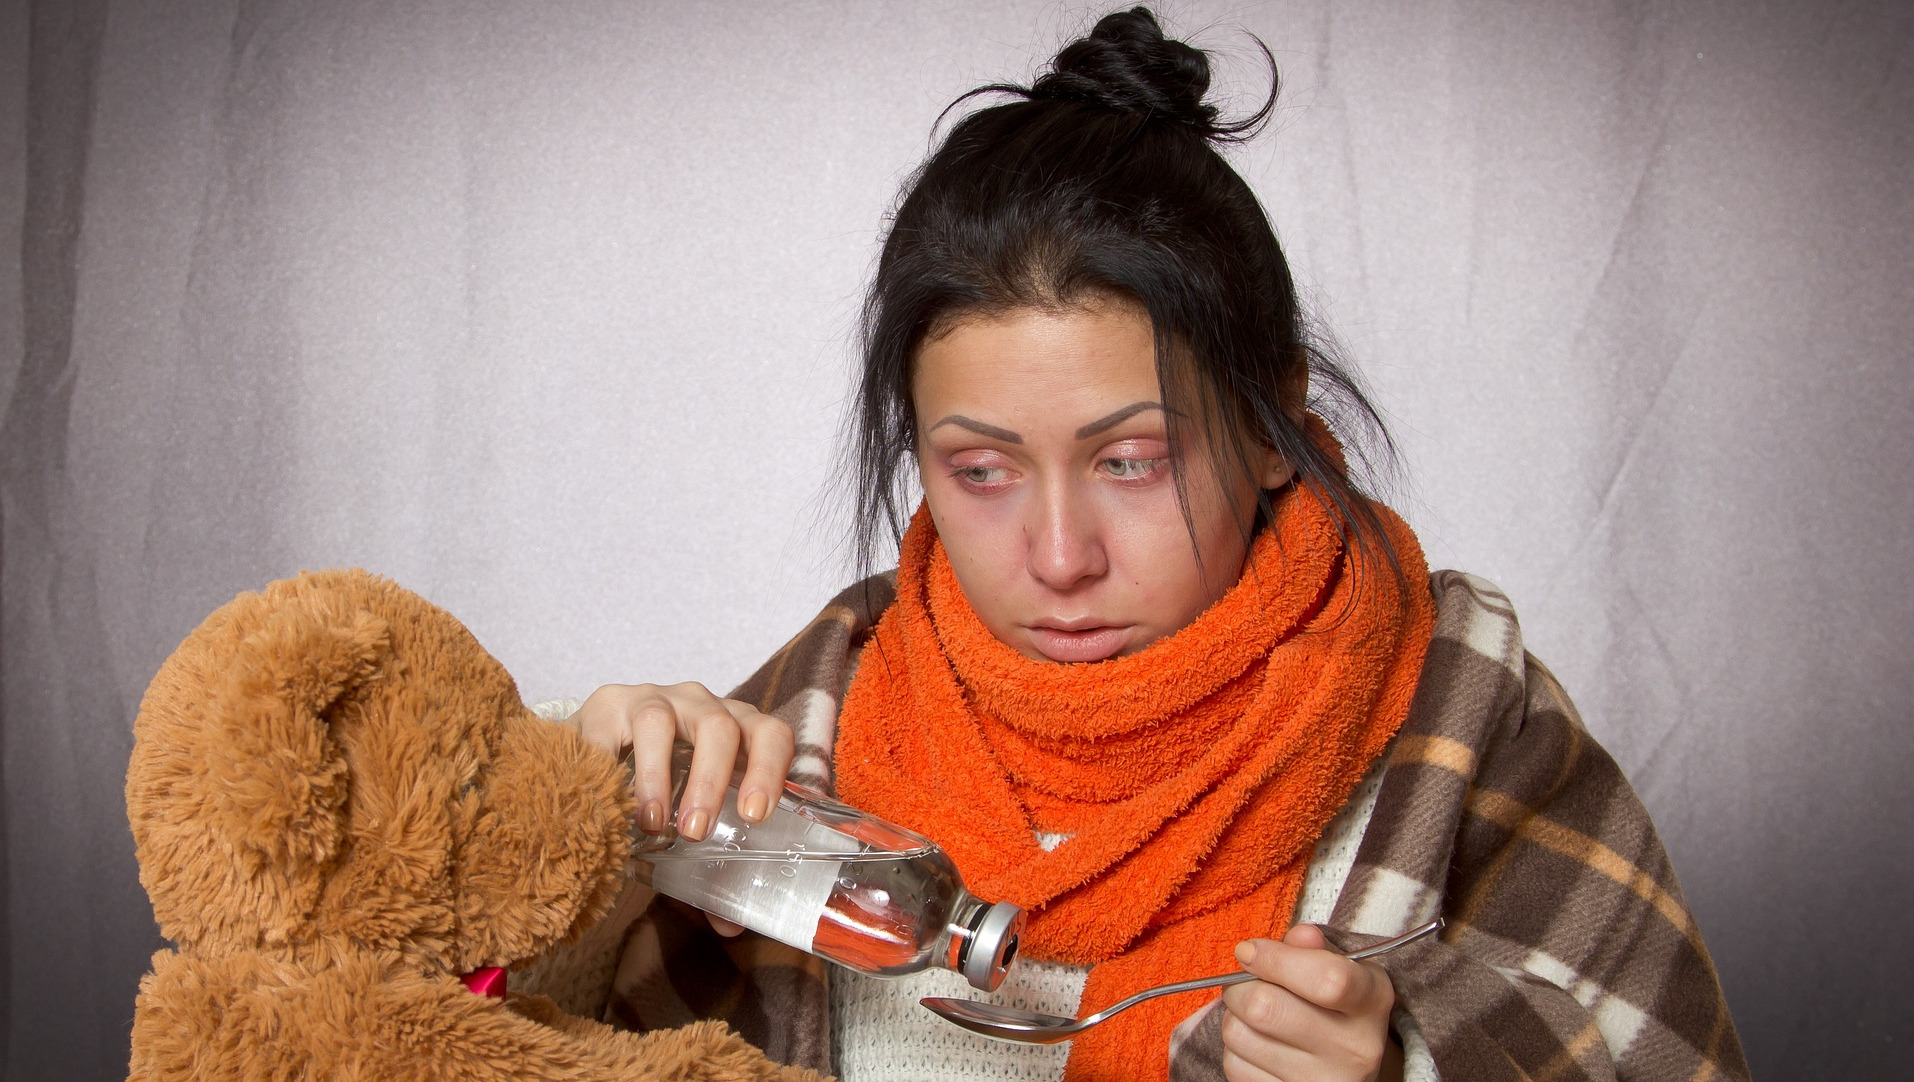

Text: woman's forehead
xmin=911 ymin=304 xmax=1163 ymax=423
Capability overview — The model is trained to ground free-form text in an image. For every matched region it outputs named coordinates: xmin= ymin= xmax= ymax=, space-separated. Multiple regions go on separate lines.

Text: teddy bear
xmin=125 ymin=568 xmax=825 ymax=1082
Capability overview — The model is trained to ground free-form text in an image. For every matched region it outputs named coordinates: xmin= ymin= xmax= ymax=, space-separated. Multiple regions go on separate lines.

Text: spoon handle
xmin=1344 ymin=918 xmax=1445 ymax=962
xmin=1107 ymin=969 xmax=1259 ymax=1008
xmin=1100 ymin=918 xmax=1445 ymax=1018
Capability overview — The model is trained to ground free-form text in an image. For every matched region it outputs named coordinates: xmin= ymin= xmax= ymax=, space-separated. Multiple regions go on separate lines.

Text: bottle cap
xmin=960 ymin=899 xmax=1025 ymax=991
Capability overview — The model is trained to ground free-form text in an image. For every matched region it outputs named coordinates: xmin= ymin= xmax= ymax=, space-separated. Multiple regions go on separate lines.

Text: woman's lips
xmin=1026 ymin=624 xmax=1130 ymax=663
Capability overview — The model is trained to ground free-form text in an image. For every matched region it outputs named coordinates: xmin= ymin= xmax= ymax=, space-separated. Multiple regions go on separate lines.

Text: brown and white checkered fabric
xmin=1162 ymin=572 xmax=1747 ymax=1081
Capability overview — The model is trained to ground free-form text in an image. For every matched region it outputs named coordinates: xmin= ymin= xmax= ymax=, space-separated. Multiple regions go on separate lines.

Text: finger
xmin=707 ymin=913 xmax=745 ymax=937
xmin=1234 ymin=933 xmax=1393 ymax=1016
xmin=571 ymin=684 xmax=640 ymax=757
xmin=1222 ymin=983 xmax=1381 ymax=1080
xmin=1282 ymin=923 xmax=1329 ymax=951
xmin=1222 ymin=975 xmax=1325 ymax=1050
xmin=1219 ymin=1041 xmax=1285 ymax=1082
xmin=726 ymin=699 xmax=795 ymax=823
xmin=625 ymin=689 xmax=684 ymax=836
xmin=673 ymin=683 xmax=743 ymax=842
xmin=1223 ymin=1005 xmax=1379 ymax=1082
xmin=1218 ymin=1017 xmax=1295 ymax=1082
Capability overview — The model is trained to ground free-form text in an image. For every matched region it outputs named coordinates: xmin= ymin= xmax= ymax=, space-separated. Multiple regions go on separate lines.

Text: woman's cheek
xmin=1094 ymin=469 xmax=1188 ymax=550
xmin=928 ymin=481 xmax=1024 ymax=559
xmin=1106 ymin=495 xmax=1218 ymax=610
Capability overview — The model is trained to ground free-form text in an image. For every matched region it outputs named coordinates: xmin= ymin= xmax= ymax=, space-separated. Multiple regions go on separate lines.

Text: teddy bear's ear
xmin=131 ymin=574 xmax=394 ymax=884
xmin=204 ymin=594 xmax=391 ymax=871
xmin=131 ymin=572 xmax=402 ymax=948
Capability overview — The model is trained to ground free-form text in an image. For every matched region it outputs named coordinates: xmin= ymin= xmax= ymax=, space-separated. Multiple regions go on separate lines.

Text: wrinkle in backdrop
xmin=4 ymin=2 xmax=1911 ymax=1079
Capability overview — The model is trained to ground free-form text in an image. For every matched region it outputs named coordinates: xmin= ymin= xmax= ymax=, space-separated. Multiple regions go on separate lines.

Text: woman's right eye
xmin=956 ymin=465 xmax=1008 ymax=485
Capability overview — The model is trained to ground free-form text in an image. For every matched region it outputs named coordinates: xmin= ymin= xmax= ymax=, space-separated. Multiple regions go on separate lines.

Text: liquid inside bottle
xmin=630 ymin=748 xmax=1022 ymax=990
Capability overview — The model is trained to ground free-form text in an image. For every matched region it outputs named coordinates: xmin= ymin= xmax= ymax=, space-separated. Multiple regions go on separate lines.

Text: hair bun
xmin=1032 ymin=7 xmax=1220 ymax=133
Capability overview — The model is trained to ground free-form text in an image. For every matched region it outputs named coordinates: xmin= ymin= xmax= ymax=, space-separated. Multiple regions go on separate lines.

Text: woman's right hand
xmin=572 ymin=682 xmax=795 ymax=842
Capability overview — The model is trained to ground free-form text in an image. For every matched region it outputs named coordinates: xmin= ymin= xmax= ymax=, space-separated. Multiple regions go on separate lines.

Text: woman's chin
xmin=1025 ymin=626 xmax=1132 ymax=663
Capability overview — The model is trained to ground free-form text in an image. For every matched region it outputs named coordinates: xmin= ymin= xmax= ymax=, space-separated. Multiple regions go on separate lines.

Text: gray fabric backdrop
xmin=4 ymin=1 xmax=1909 ymax=1078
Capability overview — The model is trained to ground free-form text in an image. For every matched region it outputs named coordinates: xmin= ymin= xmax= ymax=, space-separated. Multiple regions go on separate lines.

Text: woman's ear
xmin=1258 ymin=444 xmax=1298 ymax=489
xmin=1260 ymin=359 xmax=1310 ymax=487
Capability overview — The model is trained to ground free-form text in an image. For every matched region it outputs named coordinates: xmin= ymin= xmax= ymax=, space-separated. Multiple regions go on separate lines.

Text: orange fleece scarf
xmin=835 ymin=470 xmax=1435 ymax=1081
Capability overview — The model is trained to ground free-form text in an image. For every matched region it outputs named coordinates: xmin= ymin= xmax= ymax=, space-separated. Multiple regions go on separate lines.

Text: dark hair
xmin=849 ymin=6 xmax=1401 ymax=582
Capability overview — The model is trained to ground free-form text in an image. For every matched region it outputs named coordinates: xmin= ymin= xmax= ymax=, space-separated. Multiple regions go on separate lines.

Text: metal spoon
xmin=921 ymin=917 xmax=1444 ymax=1044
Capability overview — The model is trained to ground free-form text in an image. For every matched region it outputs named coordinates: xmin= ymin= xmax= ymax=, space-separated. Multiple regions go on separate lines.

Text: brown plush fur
xmin=126 ymin=570 xmax=824 ymax=1081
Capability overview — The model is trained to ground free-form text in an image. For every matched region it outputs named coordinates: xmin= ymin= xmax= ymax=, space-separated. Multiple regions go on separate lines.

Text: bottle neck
xmin=937 ymin=888 xmax=1024 ymax=991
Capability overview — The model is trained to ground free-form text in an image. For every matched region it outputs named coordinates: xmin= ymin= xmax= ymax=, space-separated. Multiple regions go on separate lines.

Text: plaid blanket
xmin=531 ymin=570 xmax=1747 ymax=1081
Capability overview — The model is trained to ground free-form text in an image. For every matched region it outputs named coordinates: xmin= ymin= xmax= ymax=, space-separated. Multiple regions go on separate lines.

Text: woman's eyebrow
xmin=927 ymin=415 xmax=1023 ymax=443
xmin=1075 ymin=401 xmax=1163 ymax=439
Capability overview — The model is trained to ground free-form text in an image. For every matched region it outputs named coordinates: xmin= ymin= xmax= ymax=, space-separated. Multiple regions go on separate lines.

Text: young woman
xmin=558 ymin=9 xmax=1747 ymax=1082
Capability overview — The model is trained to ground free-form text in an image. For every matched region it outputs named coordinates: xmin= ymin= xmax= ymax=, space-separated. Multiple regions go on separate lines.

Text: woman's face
xmin=912 ymin=300 xmax=1292 ymax=663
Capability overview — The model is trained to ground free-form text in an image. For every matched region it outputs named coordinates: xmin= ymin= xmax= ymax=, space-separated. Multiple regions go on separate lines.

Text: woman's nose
xmin=1025 ymin=485 xmax=1107 ymax=590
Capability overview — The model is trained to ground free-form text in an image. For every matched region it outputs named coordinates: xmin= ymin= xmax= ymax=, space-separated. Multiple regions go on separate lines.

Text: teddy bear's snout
xmin=444 ymin=710 xmax=637 ymax=972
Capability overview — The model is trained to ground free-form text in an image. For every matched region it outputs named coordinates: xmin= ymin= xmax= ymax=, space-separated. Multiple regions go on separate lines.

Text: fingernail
xmin=640 ymin=801 xmax=665 ymax=835
xmin=740 ymin=791 xmax=769 ymax=822
xmin=1234 ymin=941 xmax=1255 ymax=966
xmin=682 ymin=808 xmax=711 ymax=841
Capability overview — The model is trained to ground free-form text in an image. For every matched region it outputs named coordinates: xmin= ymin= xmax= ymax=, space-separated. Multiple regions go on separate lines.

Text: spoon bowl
xmin=921 ymin=917 xmax=1443 ymax=1044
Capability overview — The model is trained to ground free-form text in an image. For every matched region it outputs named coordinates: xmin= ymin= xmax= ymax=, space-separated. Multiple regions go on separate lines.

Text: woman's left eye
xmin=1102 ymin=457 xmax=1166 ymax=480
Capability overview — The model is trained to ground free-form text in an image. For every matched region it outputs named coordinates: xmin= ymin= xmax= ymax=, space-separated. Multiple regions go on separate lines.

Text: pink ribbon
xmin=459 ymin=966 xmax=507 ymax=998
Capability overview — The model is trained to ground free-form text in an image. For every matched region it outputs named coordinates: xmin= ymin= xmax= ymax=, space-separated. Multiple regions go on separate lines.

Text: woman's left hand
xmin=1221 ymin=924 xmax=1402 ymax=1082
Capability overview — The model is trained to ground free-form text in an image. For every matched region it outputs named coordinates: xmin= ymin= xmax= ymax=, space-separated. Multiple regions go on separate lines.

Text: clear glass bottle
xmin=630 ymin=746 xmax=1024 ymax=991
